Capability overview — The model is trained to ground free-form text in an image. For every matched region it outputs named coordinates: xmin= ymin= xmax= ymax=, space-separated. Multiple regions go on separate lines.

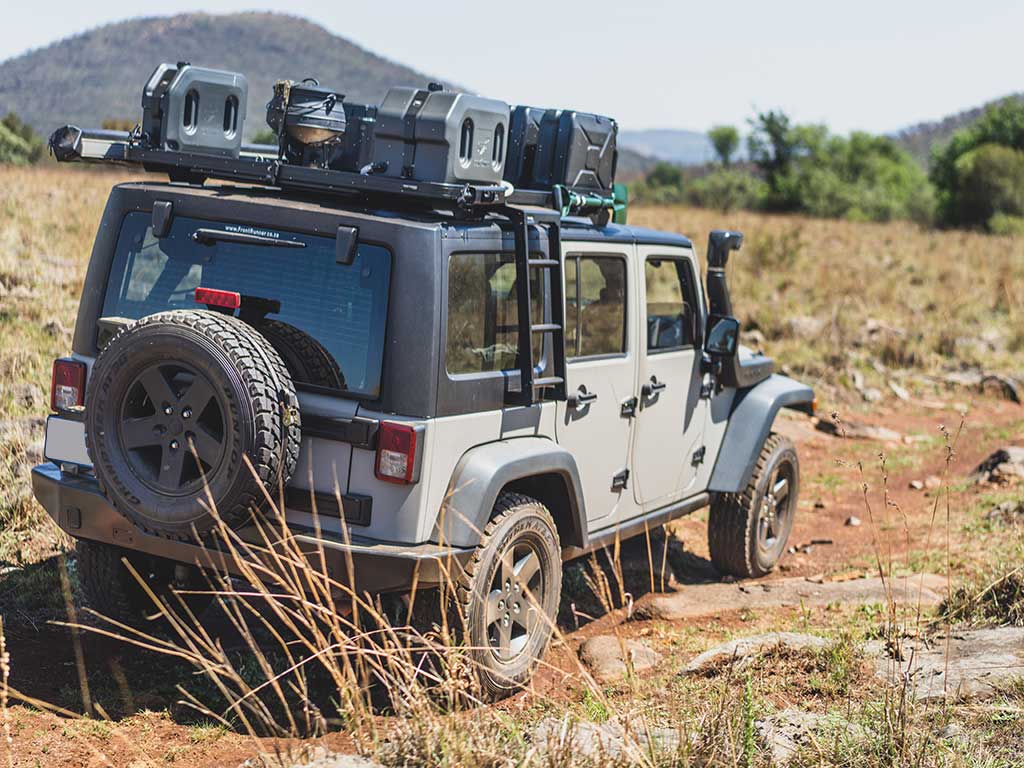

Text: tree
xmin=746 ymin=110 xmax=798 ymax=196
xmin=930 ymin=99 xmax=1024 ymax=228
xmin=708 ymin=125 xmax=740 ymax=166
xmin=0 ymin=112 xmax=45 ymax=164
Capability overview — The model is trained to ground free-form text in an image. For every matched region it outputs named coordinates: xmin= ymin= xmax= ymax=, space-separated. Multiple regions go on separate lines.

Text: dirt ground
xmin=2 ymin=392 xmax=1022 ymax=767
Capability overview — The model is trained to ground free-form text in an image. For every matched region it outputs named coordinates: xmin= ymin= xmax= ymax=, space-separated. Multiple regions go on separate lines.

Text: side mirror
xmin=705 ymin=315 xmax=740 ymax=357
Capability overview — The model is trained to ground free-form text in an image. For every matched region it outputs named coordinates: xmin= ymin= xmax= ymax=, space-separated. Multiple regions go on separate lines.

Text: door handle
xmin=641 ymin=376 xmax=667 ymax=398
xmin=567 ymin=386 xmax=599 ymax=409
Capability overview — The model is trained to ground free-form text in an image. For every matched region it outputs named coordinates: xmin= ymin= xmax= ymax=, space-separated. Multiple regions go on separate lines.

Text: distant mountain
xmin=619 ymin=129 xmax=717 ymax=167
xmin=893 ymin=93 xmax=1024 ymax=166
xmin=0 ymin=12 xmax=442 ymax=140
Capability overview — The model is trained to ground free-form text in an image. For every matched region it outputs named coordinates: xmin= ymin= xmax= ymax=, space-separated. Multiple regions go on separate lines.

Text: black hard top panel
xmin=115 ymin=183 xmax=694 ymax=248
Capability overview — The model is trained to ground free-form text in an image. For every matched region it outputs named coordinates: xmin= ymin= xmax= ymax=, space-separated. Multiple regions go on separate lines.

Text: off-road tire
xmin=708 ymin=433 xmax=799 ymax=578
xmin=255 ymin=318 xmax=346 ymax=390
xmin=457 ymin=492 xmax=561 ymax=701
xmin=85 ymin=310 xmax=300 ymax=539
xmin=76 ymin=539 xmax=212 ymax=626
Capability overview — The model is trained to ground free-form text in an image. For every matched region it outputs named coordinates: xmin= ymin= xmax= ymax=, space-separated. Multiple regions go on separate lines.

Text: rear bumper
xmin=32 ymin=462 xmax=471 ymax=595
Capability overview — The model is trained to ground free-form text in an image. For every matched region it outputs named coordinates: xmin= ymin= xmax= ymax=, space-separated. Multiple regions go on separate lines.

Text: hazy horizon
xmin=2 ymin=1 xmax=1021 ymax=135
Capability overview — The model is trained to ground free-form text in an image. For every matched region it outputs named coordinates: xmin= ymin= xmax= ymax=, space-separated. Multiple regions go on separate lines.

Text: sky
xmin=1 ymin=0 xmax=1022 ymax=135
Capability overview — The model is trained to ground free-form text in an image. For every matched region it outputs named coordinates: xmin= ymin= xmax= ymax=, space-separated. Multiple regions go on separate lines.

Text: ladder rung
xmin=528 ymin=259 xmax=559 ymax=267
xmin=532 ymin=376 xmax=564 ymax=388
xmin=531 ymin=323 xmax=561 ymax=333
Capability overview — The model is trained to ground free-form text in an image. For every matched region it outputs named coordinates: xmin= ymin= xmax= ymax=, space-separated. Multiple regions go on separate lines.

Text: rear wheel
xmin=708 ymin=433 xmax=799 ymax=578
xmin=76 ymin=540 xmax=212 ymax=626
xmin=457 ymin=493 xmax=561 ymax=700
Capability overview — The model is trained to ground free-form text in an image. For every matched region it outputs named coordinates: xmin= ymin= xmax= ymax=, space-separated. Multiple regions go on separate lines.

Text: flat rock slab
xmin=756 ymin=708 xmax=864 ymax=766
xmin=533 ymin=716 xmax=680 ymax=760
xmin=638 ymin=574 xmax=947 ymax=621
xmin=684 ymin=632 xmax=828 ymax=674
xmin=867 ymin=626 xmax=1024 ymax=701
xmin=579 ymin=635 xmax=662 ymax=682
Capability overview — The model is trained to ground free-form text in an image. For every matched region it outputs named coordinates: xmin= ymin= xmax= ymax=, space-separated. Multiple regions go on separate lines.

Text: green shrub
xmin=931 ymin=99 xmax=1024 ymax=228
xmin=686 ymin=169 xmax=767 ymax=212
xmin=989 ymin=212 xmax=1024 ymax=236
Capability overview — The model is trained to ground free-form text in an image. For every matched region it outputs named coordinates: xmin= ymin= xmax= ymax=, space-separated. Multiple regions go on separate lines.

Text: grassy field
xmin=0 ymin=166 xmax=1022 ymax=767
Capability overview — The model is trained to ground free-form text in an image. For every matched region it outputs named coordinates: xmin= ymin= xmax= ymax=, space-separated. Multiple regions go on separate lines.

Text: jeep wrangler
xmin=34 ymin=64 xmax=814 ymax=698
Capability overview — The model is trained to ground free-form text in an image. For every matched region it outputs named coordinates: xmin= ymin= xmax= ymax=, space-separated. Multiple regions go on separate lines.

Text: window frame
xmin=643 ymin=254 xmax=701 ymax=356
xmin=564 ymin=252 xmax=630 ymax=363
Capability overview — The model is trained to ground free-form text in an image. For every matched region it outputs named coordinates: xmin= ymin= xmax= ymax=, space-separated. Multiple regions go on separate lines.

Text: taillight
xmin=51 ymin=358 xmax=86 ymax=412
xmin=195 ymin=286 xmax=241 ymax=309
xmin=375 ymin=421 xmax=419 ymax=484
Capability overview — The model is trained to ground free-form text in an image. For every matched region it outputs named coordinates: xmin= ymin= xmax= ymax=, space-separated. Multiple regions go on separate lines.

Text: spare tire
xmin=255 ymin=318 xmax=347 ymax=391
xmin=85 ymin=310 xmax=301 ymax=539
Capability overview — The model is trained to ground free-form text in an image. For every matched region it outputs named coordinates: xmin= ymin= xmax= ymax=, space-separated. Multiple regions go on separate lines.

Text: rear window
xmin=101 ymin=212 xmax=391 ymax=398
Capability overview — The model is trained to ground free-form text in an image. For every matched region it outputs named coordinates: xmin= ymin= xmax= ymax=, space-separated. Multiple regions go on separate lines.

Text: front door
xmin=632 ymin=247 xmax=707 ymax=510
xmin=554 ymin=245 xmax=638 ymax=529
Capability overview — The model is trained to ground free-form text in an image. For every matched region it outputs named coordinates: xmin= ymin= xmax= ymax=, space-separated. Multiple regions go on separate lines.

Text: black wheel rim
xmin=486 ymin=538 xmax=545 ymax=663
xmin=117 ymin=362 xmax=227 ymax=495
xmin=757 ymin=459 xmax=795 ymax=558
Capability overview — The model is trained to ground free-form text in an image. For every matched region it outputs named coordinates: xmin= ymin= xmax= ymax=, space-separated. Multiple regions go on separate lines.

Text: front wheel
xmin=708 ymin=433 xmax=799 ymax=578
xmin=457 ymin=492 xmax=561 ymax=701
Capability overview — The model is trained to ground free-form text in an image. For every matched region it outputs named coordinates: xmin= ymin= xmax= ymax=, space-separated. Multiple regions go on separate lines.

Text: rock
xmin=972 ymin=447 xmax=1024 ymax=485
xmin=240 ymin=748 xmax=385 ymax=768
xmin=684 ymin=632 xmax=828 ymax=675
xmin=533 ymin=716 xmax=680 ymax=761
xmin=787 ymin=315 xmax=827 ymax=341
xmin=638 ymin=574 xmax=947 ymax=622
xmin=814 ymin=417 xmax=902 ymax=442
xmin=12 ymin=383 xmax=43 ymax=408
xmin=924 ymin=475 xmax=942 ymax=490
xmin=43 ymin=319 xmax=68 ymax=338
xmin=866 ymin=627 xmax=1024 ymax=702
xmin=937 ymin=722 xmax=962 ymax=740
xmin=985 ymin=500 xmax=1024 ymax=524
xmin=889 ymin=381 xmax=911 ymax=401
xmin=861 ymin=387 xmax=884 ymax=403
xmin=755 ymin=709 xmax=863 ymax=766
xmin=742 ymin=328 xmax=766 ymax=348
xmin=579 ymin=635 xmax=662 ymax=682
xmin=813 ymin=500 xmax=826 ymax=509
xmin=845 ymin=516 xmax=862 ymax=527
xmin=980 ymin=374 xmax=1021 ymax=404
xmin=909 ymin=480 xmax=924 ymax=490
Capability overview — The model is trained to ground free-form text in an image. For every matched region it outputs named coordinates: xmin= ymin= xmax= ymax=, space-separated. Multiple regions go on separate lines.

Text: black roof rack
xmin=48 ymin=125 xmax=622 ymax=222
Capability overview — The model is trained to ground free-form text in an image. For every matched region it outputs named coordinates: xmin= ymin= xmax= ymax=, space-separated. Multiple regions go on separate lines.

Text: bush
xmin=686 ymin=169 xmax=767 ymax=212
xmin=630 ymin=161 xmax=687 ymax=204
xmin=949 ymin=143 xmax=1024 ymax=229
xmin=0 ymin=113 xmax=45 ymax=165
xmin=931 ymin=99 xmax=1024 ymax=228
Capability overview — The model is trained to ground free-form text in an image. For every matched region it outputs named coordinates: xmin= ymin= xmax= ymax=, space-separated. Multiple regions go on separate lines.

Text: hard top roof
xmin=114 ymin=181 xmax=694 ymax=249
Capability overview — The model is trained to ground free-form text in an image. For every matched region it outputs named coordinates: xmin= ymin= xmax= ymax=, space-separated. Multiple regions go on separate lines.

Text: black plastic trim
xmin=285 ymin=487 xmax=372 ymax=526
xmin=302 ymin=413 xmax=379 ymax=449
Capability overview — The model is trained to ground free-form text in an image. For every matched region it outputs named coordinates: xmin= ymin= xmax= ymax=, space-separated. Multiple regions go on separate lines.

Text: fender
xmin=434 ymin=437 xmax=588 ymax=550
xmin=708 ymin=374 xmax=814 ymax=493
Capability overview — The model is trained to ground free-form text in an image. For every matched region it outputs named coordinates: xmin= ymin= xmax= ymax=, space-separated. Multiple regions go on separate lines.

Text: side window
xmin=565 ymin=255 xmax=627 ymax=358
xmin=446 ymin=252 xmax=543 ymax=375
xmin=645 ymin=257 xmax=698 ymax=352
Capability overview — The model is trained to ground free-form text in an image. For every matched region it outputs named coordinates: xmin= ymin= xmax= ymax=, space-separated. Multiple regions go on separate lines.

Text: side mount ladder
xmin=505 ymin=207 xmax=568 ymax=406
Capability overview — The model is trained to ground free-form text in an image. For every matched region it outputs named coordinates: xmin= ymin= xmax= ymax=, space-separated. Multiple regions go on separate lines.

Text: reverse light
xmin=51 ymin=358 xmax=86 ymax=412
xmin=375 ymin=421 xmax=419 ymax=484
xmin=195 ymin=286 xmax=241 ymax=309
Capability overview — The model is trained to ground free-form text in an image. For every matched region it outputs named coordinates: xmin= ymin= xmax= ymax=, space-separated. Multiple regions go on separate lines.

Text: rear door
xmin=631 ymin=246 xmax=707 ymax=510
xmin=554 ymin=242 xmax=639 ymax=529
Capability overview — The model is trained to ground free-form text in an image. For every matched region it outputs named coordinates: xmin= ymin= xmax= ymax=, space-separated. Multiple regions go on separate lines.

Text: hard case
xmin=142 ymin=63 xmax=248 ymax=158
xmin=371 ymin=86 xmax=509 ymax=184
xmin=505 ymin=106 xmax=618 ymax=194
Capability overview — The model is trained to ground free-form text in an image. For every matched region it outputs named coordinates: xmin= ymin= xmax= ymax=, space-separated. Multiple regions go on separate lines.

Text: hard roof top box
xmin=505 ymin=107 xmax=618 ymax=194
xmin=141 ymin=62 xmax=248 ymax=158
xmin=371 ymin=85 xmax=510 ymax=185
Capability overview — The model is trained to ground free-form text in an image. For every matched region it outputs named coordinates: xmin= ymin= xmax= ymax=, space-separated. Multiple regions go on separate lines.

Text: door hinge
xmin=691 ymin=446 xmax=707 ymax=466
xmin=620 ymin=396 xmax=638 ymax=418
xmin=611 ymin=468 xmax=630 ymax=491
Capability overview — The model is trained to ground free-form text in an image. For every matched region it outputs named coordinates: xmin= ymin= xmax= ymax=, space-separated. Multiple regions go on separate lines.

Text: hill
xmin=893 ymin=93 xmax=1024 ymax=166
xmin=0 ymin=12 xmax=441 ymax=140
xmin=619 ymin=129 xmax=717 ymax=166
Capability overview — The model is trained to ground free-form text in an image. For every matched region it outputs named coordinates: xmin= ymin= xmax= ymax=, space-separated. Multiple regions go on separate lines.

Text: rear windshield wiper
xmin=191 ymin=228 xmax=306 ymax=249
